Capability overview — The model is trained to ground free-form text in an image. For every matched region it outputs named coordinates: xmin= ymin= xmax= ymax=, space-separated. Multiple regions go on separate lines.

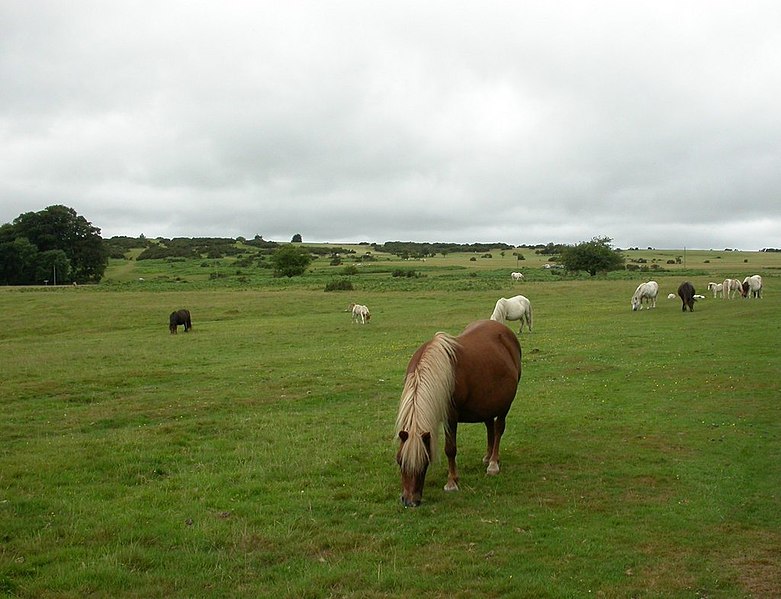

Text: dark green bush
xmin=325 ymin=279 xmax=354 ymax=291
xmin=392 ymin=269 xmax=421 ymax=278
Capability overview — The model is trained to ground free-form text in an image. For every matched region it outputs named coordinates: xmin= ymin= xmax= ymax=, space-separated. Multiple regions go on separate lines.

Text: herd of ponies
xmin=632 ymin=274 xmax=763 ymax=312
xmin=168 ymin=272 xmax=764 ymax=334
xmin=164 ymin=269 xmax=765 ymax=507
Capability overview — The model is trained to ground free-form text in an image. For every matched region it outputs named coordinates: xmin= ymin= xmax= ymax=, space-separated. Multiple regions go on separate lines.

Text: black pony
xmin=169 ymin=309 xmax=192 ymax=334
xmin=677 ymin=282 xmax=695 ymax=312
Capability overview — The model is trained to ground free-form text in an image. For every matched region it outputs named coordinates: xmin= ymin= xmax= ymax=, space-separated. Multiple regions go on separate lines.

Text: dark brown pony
xmin=169 ymin=309 xmax=192 ymax=334
xmin=677 ymin=282 xmax=695 ymax=312
xmin=395 ymin=319 xmax=522 ymax=507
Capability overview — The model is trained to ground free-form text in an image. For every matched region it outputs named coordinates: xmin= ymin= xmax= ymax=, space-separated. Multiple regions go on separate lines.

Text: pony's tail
xmin=527 ymin=301 xmax=533 ymax=332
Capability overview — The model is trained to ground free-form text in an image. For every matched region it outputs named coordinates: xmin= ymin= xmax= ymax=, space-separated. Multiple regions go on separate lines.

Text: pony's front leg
xmin=486 ymin=416 xmax=506 ymax=476
xmin=443 ymin=423 xmax=459 ymax=492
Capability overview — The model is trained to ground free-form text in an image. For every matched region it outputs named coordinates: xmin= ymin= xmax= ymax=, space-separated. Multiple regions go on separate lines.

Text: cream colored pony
xmin=722 ymin=278 xmax=742 ymax=299
xmin=631 ymin=281 xmax=659 ymax=311
xmin=707 ymin=282 xmax=724 ymax=299
xmin=347 ymin=303 xmax=371 ymax=324
xmin=742 ymin=275 xmax=763 ymax=298
xmin=490 ymin=295 xmax=532 ymax=333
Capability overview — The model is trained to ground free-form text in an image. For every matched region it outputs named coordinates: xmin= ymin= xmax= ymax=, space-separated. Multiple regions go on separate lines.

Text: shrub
xmin=324 ymin=279 xmax=354 ymax=292
xmin=392 ymin=269 xmax=421 ymax=278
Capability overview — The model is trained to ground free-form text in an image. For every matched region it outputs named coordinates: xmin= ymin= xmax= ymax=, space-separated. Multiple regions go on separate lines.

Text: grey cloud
xmin=1 ymin=1 xmax=780 ymax=249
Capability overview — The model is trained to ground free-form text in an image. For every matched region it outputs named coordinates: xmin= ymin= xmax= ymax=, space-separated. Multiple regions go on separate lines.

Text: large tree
xmin=270 ymin=245 xmax=312 ymax=277
xmin=0 ymin=205 xmax=108 ymax=284
xmin=559 ymin=236 xmax=625 ymax=276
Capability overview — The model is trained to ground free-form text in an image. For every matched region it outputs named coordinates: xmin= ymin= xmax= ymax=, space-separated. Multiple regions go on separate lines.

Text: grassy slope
xmin=1 ymin=248 xmax=779 ymax=598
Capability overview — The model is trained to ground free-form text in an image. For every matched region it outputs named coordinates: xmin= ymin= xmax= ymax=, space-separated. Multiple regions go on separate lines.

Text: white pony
xmin=742 ymin=275 xmax=763 ymax=298
xmin=511 ymin=272 xmax=524 ymax=282
xmin=722 ymin=278 xmax=743 ymax=300
xmin=631 ymin=281 xmax=659 ymax=311
xmin=490 ymin=295 xmax=532 ymax=333
xmin=667 ymin=293 xmax=676 ymax=299
xmin=347 ymin=303 xmax=371 ymax=324
xmin=707 ymin=282 xmax=724 ymax=299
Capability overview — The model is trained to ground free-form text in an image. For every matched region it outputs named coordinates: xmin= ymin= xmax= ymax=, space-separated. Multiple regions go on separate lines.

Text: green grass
xmin=1 ymin=251 xmax=780 ymax=598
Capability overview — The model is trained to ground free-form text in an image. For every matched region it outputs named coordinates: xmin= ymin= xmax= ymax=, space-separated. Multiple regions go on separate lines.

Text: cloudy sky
xmin=2 ymin=1 xmax=780 ymax=249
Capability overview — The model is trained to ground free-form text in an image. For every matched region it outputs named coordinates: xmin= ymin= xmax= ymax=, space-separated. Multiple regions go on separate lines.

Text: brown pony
xmin=395 ymin=319 xmax=522 ymax=507
xmin=169 ymin=309 xmax=192 ymax=334
xmin=677 ymin=282 xmax=696 ymax=312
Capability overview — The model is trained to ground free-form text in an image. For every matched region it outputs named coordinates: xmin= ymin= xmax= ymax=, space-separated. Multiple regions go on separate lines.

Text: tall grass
xmin=1 ymin=255 xmax=779 ymax=597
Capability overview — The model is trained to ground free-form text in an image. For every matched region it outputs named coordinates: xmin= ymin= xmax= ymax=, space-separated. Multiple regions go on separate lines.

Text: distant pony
xmin=741 ymin=275 xmax=763 ymax=299
xmin=722 ymin=278 xmax=742 ymax=300
xmin=677 ymin=282 xmax=696 ymax=312
xmin=511 ymin=272 xmax=524 ymax=282
xmin=169 ymin=309 xmax=192 ymax=334
xmin=667 ymin=293 xmax=676 ymax=300
xmin=347 ymin=303 xmax=371 ymax=324
xmin=631 ymin=281 xmax=659 ymax=311
xmin=490 ymin=295 xmax=532 ymax=333
xmin=707 ymin=282 xmax=724 ymax=299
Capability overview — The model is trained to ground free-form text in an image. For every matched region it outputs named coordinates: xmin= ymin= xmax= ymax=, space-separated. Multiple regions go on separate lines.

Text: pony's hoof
xmin=444 ymin=481 xmax=459 ymax=492
xmin=486 ymin=462 xmax=500 ymax=476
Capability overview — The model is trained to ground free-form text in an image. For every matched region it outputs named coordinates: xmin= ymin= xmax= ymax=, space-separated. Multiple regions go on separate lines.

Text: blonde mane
xmin=395 ymin=333 xmax=459 ymax=475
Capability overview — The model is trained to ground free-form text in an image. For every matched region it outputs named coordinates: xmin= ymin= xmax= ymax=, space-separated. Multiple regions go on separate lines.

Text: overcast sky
xmin=2 ymin=2 xmax=780 ymax=249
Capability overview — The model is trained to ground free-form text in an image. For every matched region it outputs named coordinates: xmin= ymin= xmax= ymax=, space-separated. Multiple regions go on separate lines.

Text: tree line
xmin=1 ymin=205 xmax=627 ymax=284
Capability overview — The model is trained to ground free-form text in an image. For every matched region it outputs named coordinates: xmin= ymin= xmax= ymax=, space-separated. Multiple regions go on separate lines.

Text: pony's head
xmin=396 ymin=430 xmax=432 ymax=507
xmin=741 ymin=281 xmax=749 ymax=297
xmin=395 ymin=333 xmax=458 ymax=507
xmin=631 ymin=296 xmax=640 ymax=311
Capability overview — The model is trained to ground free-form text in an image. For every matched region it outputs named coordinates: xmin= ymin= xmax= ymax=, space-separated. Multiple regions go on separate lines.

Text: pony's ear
xmin=421 ymin=432 xmax=432 ymax=454
xmin=398 ymin=430 xmax=409 ymax=443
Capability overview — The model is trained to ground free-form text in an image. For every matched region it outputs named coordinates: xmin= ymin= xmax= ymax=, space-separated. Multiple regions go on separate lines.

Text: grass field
xmin=1 ymin=248 xmax=780 ymax=598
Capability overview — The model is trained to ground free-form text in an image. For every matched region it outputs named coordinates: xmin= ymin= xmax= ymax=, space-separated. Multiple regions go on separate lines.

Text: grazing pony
xmin=631 ymin=281 xmax=659 ymax=311
xmin=707 ymin=282 xmax=724 ymax=299
xmin=169 ymin=309 xmax=192 ymax=334
xmin=347 ymin=303 xmax=371 ymax=324
xmin=395 ymin=320 xmax=522 ymax=507
xmin=722 ymin=278 xmax=743 ymax=300
xmin=490 ymin=295 xmax=533 ymax=333
xmin=741 ymin=275 xmax=763 ymax=299
xmin=511 ymin=272 xmax=524 ymax=282
xmin=677 ymin=282 xmax=696 ymax=312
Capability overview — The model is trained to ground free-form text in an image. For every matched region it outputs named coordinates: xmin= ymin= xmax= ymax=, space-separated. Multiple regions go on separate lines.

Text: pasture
xmin=1 ymin=250 xmax=780 ymax=598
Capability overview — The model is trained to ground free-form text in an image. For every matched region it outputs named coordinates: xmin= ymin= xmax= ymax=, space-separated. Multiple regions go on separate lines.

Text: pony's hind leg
xmin=485 ymin=416 xmax=506 ymax=476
